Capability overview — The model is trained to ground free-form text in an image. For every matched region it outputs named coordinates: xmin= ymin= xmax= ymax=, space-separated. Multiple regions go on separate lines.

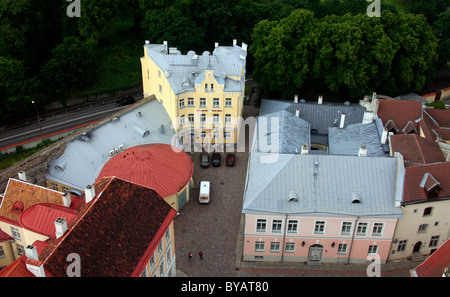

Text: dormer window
xmin=11 ymin=201 xmax=24 ymax=214
xmin=420 ymin=173 xmax=441 ymax=199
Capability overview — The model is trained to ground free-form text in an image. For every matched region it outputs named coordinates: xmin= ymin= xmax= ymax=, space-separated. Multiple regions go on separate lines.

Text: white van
xmin=199 ymin=181 xmax=210 ymax=204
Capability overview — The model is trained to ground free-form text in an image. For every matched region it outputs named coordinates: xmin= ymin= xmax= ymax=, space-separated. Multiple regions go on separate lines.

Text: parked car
xmin=116 ymin=96 xmax=135 ymax=107
xmin=212 ymin=152 xmax=221 ymax=167
xmin=200 ymin=153 xmax=210 ymax=168
xmin=226 ymin=153 xmax=236 ymax=166
xmin=199 ymin=181 xmax=210 ymax=204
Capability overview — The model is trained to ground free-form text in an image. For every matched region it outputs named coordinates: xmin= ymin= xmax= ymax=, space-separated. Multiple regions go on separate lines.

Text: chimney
xmin=301 ymin=144 xmax=308 ymax=155
xmin=372 ymin=92 xmax=377 ymax=101
xmin=381 ymin=128 xmax=388 ymax=144
xmin=215 ymin=42 xmax=219 ymax=48
xmin=295 ymin=108 xmax=300 ymax=117
xmin=25 ymin=245 xmax=39 ymax=261
xmin=294 ymin=95 xmax=298 ymax=103
xmin=84 ymin=184 xmax=96 ymax=203
xmin=145 ymin=40 xmax=149 ymax=45
xmin=26 ymin=262 xmax=45 ymax=277
xmin=339 ymin=113 xmax=346 ymax=128
xmin=233 ymin=39 xmax=237 ymax=46
xmin=318 ymin=95 xmax=323 ymax=104
xmin=18 ymin=171 xmax=27 ymax=181
xmin=242 ymin=42 xmax=248 ymax=52
xmin=55 ymin=217 xmax=68 ymax=239
xmin=62 ymin=192 xmax=72 ymax=207
xmin=358 ymin=146 xmax=368 ymax=157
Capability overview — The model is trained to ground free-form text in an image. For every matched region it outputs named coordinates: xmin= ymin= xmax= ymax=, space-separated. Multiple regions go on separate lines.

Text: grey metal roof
xmin=144 ymin=42 xmax=247 ymax=94
xmin=252 ymin=110 xmax=311 ymax=153
xmin=242 ymin=152 xmax=404 ymax=217
xmin=328 ymin=118 xmax=389 ymax=157
xmin=260 ymin=99 xmax=366 ymax=145
xmin=45 ymin=99 xmax=176 ymax=191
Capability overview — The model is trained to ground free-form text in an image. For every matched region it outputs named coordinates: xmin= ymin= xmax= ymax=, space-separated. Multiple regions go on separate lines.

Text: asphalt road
xmin=0 ymin=99 xmax=142 ymax=150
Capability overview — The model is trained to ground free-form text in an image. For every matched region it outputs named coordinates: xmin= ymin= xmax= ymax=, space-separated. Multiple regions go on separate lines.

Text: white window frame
xmin=314 ymin=220 xmax=326 ymax=235
xmin=285 ymin=242 xmax=295 ymax=253
xmin=225 ymin=97 xmax=232 ymax=107
xmin=10 ymin=226 xmax=21 ymax=240
xmin=338 ymin=244 xmax=348 ymax=255
xmin=179 ymin=98 xmax=185 ymax=108
xmin=255 ymin=241 xmax=265 ymax=252
xmin=199 ymin=98 xmax=206 ymax=107
xmin=287 ymin=220 xmax=298 ymax=234
xmin=341 ymin=222 xmax=352 ymax=236
xmin=270 ymin=242 xmax=280 ymax=253
xmin=225 ymin=114 xmax=232 ymax=124
xmin=356 ymin=222 xmax=368 ymax=236
xmin=188 ymin=113 xmax=194 ymax=124
xmin=372 ymin=223 xmax=384 ymax=237
xmin=256 ymin=219 xmax=267 ymax=232
xmin=271 ymin=219 xmax=283 ymax=233
xmin=213 ymin=98 xmax=220 ymax=107
xmin=187 ymin=97 xmax=194 ymax=106
xmin=368 ymin=245 xmax=378 ymax=255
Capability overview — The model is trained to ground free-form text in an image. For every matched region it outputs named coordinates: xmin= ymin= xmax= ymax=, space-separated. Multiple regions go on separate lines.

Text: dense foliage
xmin=0 ymin=0 xmax=448 ymax=122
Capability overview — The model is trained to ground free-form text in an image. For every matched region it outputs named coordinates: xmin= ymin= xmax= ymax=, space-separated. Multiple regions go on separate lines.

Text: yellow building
xmin=141 ymin=40 xmax=247 ymax=149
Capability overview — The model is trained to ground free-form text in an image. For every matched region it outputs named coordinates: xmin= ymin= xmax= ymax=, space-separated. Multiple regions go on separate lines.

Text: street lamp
xmin=31 ymin=100 xmax=42 ymax=134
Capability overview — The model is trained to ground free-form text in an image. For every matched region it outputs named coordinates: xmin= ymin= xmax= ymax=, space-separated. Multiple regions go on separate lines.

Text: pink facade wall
xmin=243 ymin=214 xmax=397 ymax=264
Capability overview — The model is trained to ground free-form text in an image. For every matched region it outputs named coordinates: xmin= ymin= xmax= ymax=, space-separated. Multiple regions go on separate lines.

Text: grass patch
xmin=0 ymin=139 xmax=59 ymax=170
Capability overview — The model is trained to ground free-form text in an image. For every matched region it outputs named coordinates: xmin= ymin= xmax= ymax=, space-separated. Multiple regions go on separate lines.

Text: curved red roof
xmin=97 ymin=144 xmax=193 ymax=198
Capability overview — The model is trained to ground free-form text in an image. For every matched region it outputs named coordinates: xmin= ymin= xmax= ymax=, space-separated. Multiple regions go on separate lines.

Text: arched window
xmin=11 ymin=201 xmax=24 ymax=214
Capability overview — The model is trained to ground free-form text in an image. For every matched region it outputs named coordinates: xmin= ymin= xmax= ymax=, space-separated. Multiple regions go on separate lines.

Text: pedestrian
xmin=188 ymin=252 xmax=192 ymax=260
xmin=199 ymin=251 xmax=203 ymax=260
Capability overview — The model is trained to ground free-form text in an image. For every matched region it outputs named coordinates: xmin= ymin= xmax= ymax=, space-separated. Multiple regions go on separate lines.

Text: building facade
xmin=140 ymin=40 xmax=247 ymax=148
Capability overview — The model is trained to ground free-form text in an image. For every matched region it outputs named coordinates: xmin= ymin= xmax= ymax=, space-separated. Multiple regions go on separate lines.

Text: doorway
xmin=308 ymin=244 xmax=323 ymax=264
xmin=413 ymin=241 xmax=422 ymax=253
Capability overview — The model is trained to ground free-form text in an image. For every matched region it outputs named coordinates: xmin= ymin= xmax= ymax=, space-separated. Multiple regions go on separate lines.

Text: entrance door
xmin=413 ymin=241 xmax=422 ymax=253
xmin=308 ymin=245 xmax=323 ymax=262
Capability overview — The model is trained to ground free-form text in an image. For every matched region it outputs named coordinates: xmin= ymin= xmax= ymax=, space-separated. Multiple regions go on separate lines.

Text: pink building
xmin=242 ymin=152 xmax=405 ymax=264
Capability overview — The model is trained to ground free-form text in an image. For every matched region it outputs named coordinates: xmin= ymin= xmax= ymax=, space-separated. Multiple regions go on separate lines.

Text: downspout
xmin=347 ymin=216 xmax=360 ymax=265
xmin=281 ymin=213 xmax=288 ymax=262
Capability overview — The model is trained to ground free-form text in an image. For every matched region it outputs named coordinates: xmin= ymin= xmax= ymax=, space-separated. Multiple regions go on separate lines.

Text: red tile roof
xmin=39 ymin=177 xmax=177 ymax=277
xmin=97 ymin=144 xmax=193 ymax=198
xmin=377 ymin=99 xmax=422 ymax=133
xmin=403 ymin=163 xmax=450 ymax=203
xmin=411 ymin=238 xmax=450 ymax=277
xmin=0 ymin=179 xmax=65 ymax=224
xmin=0 ymin=228 xmax=13 ymax=243
xmin=389 ymin=134 xmax=445 ymax=166
xmin=0 ymin=256 xmax=34 ymax=277
xmin=420 ymin=109 xmax=450 ymax=141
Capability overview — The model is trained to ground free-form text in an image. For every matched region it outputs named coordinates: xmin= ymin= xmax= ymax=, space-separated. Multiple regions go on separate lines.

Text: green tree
xmin=77 ymin=0 xmax=119 ymax=40
xmin=433 ymin=11 xmax=450 ymax=65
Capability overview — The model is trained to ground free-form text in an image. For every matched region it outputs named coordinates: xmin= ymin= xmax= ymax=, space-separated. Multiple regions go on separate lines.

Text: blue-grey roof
xmin=328 ymin=118 xmax=389 ymax=156
xmin=242 ymin=152 xmax=404 ymax=217
xmin=260 ymin=99 xmax=366 ymax=145
xmin=45 ymin=99 xmax=176 ymax=191
xmin=252 ymin=110 xmax=310 ymax=153
xmin=144 ymin=42 xmax=247 ymax=94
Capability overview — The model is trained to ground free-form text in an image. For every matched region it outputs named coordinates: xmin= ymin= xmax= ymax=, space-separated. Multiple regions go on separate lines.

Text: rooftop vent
xmin=288 ymin=190 xmax=298 ymax=202
xmin=18 ymin=171 xmax=27 ymax=181
xmin=351 ymin=192 xmax=361 ymax=204
xmin=55 ymin=217 xmax=68 ymax=239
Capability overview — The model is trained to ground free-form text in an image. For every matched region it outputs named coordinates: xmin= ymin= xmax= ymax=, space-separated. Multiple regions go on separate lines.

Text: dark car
xmin=212 ymin=152 xmax=221 ymax=167
xmin=116 ymin=96 xmax=135 ymax=107
xmin=226 ymin=153 xmax=236 ymax=166
xmin=200 ymin=153 xmax=210 ymax=168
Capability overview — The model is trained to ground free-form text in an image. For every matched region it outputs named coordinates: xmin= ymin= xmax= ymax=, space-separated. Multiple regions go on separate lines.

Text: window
xmin=213 ymin=114 xmax=220 ymax=124
xmin=256 ymin=219 xmax=267 ymax=232
xmin=356 ymin=222 xmax=368 ymax=236
xmin=179 ymin=115 xmax=185 ymax=126
xmin=224 ymin=131 xmax=232 ymax=139
xmin=201 ymin=131 xmax=207 ymax=139
xmin=338 ymin=244 xmax=348 ymax=254
xmin=314 ymin=221 xmax=325 ymax=234
xmin=10 ymin=227 xmax=21 ymax=240
xmin=212 ymin=130 xmax=220 ymax=139
xmin=188 ymin=97 xmax=194 ymax=106
xmin=140 ymin=267 xmax=147 ymax=277
xmin=341 ymin=222 xmax=352 ymax=235
xmin=287 ymin=220 xmax=298 ymax=233
xmin=159 ymin=259 xmax=165 ymax=276
xmin=16 ymin=244 xmax=25 ymax=256
xmin=397 ymin=240 xmax=407 ymax=252
xmin=418 ymin=224 xmax=428 ymax=233
xmin=179 ymin=98 xmax=185 ymax=108
xmin=166 ymin=246 xmax=172 ymax=267
xmin=0 ymin=246 xmax=5 ymax=258
xmin=165 ymin=227 xmax=171 ymax=244
xmin=210 ymin=84 xmax=214 ymax=91
xmin=225 ymin=98 xmax=232 ymax=107
xmin=149 ymin=254 xmax=156 ymax=270
xmin=199 ymin=98 xmax=206 ymax=107
xmin=368 ymin=245 xmax=378 ymax=255
xmin=188 ymin=113 xmax=194 ymax=123
xmin=423 ymin=207 xmax=433 ymax=216
xmin=225 ymin=114 xmax=232 ymax=124
xmin=158 ymin=70 xmax=161 ymax=78
xmin=157 ymin=241 xmax=163 ymax=256
xmin=372 ymin=223 xmax=384 ymax=236
xmin=205 ymin=83 xmax=208 ymax=91
xmin=200 ymin=113 xmax=207 ymax=123
xmin=52 ymin=183 xmax=58 ymax=190
xmin=429 ymin=236 xmax=440 ymax=247
xmin=255 ymin=241 xmax=265 ymax=252
xmin=270 ymin=242 xmax=280 ymax=253
xmin=285 ymin=242 xmax=295 ymax=253
xmin=213 ymin=98 xmax=220 ymax=107
xmin=159 ymin=84 xmax=162 ymax=93
xmin=272 ymin=220 xmax=282 ymax=233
